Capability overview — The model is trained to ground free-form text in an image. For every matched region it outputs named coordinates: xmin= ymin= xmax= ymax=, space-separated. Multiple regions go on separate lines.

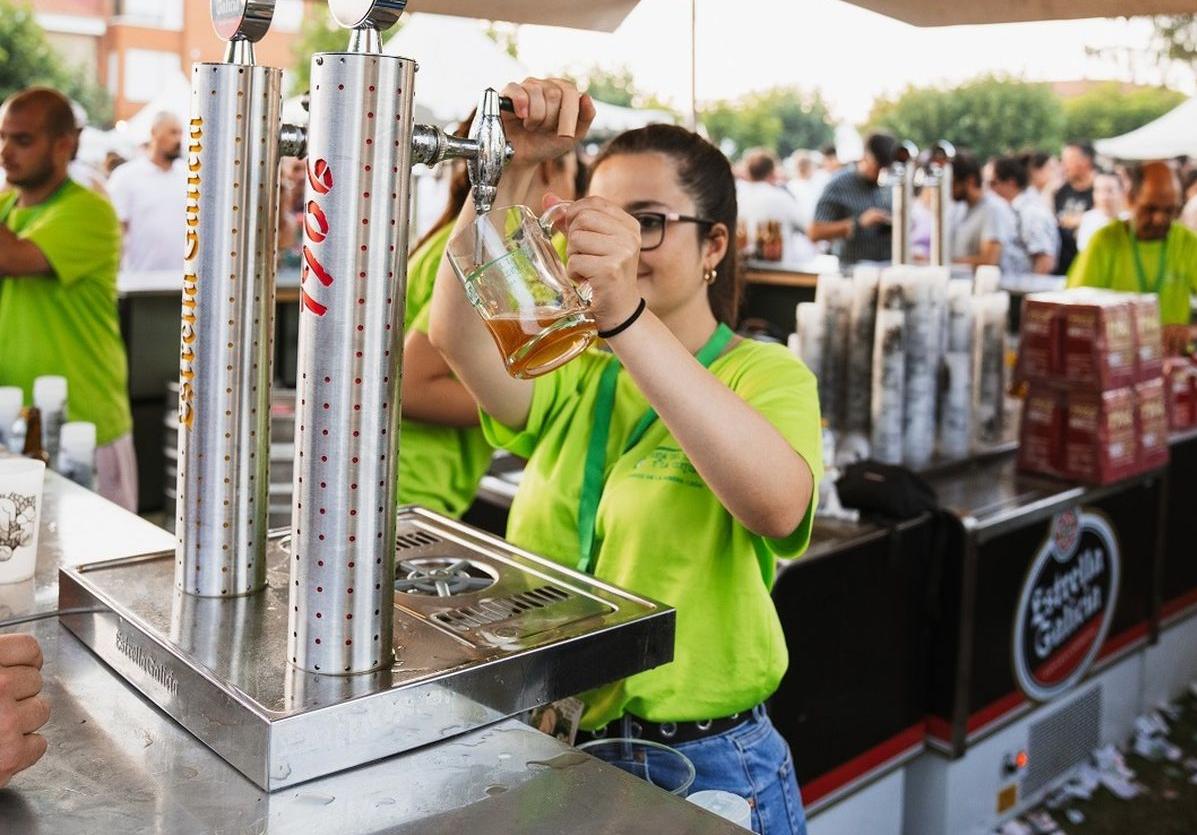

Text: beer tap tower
xmin=888 ymin=140 xmax=920 ymax=266
xmin=289 ymin=0 xmax=512 ymax=675
xmin=57 ymin=0 xmax=674 ymax=792
xmin=927 ymin=140 xmax=957 ymax=268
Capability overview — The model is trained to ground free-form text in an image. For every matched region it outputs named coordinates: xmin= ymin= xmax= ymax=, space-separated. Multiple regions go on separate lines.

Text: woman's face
xmin=1093 ymin=174 xmax=1123 ymax=215
xmin=587 ymin=151 xmax=725 ymax=321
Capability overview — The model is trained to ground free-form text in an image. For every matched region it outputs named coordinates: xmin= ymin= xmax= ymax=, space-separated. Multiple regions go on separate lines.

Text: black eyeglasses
xmin=632 ymin=211 xmax=716 ymax=251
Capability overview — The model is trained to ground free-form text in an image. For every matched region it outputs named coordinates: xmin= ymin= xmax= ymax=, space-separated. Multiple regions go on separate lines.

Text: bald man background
xmin=0 ymin=87 xmax=136 ymax=510
xmin=106 ymin=111 xmax=185 ymax=272
xmin=1068 ymin=161 xmax=1197 ymax=356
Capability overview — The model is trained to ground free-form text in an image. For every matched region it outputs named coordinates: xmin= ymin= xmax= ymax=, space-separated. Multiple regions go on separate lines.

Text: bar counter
xmin=0 ymin=471 xmax=740 ymax=834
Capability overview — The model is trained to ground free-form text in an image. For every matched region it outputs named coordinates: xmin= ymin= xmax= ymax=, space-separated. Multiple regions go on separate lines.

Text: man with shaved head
xmin=0 ymin=87 xmax=135 ymax=509
xmin=106 ymin=111 xmax=185 ymax=271
xmin=1068 ymin=161 xmax=1197 ymax=356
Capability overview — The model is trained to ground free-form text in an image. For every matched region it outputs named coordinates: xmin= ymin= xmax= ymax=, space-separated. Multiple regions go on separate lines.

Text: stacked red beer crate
xmin=1016 ymin=290 xmax=1168 ymax=484
xmin=1164 ymin=356 xmax=1197 ymax=431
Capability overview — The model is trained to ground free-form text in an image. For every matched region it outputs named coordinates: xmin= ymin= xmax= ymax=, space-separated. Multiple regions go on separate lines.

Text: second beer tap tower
xmin=58 ymin=0 xmax=674 ymax=791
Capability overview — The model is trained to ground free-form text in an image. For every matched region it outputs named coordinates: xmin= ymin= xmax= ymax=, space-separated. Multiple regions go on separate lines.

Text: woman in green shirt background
xmin=430 ymin=78 xmax=821 ymax=835
xmin=398 ymin=115 xmax=579 ymax=518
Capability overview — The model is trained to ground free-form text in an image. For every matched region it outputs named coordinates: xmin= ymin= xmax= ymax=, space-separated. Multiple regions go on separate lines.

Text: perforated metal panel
xmin=1022 ymin=686 xmax=1102 ymax=796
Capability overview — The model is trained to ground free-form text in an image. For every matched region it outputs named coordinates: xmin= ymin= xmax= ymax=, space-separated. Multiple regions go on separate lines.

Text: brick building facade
xmin=31 ymin=0 xmax=323 ymax=122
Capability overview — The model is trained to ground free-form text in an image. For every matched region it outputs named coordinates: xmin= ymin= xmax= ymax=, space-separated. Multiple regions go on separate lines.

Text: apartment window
xmin=115 ymin=0 xmax=183 ymax=30
xmin=107 ymin=52 xmax=119 ymax=97
xmin=124 ymin=50 xmax=182 ymax=103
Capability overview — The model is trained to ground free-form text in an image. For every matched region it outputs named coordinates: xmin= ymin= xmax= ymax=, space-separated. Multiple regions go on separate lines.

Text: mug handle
xmin=536 ymin=201 xmax=592 ymax=306
xmin=538 ymin=201 xmax=573 ymax=238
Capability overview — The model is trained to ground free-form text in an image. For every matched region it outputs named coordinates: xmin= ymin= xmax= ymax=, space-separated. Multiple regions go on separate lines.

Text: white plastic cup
xmin=686 ymin=790 xmax=754 ymax=831
xmin=0 ymin=387 xmax=21 ymax=451
xmin=57 ymin=421 xmax=97 ymax=490
xmin=0 ymin=458 xmax=46 ymax=584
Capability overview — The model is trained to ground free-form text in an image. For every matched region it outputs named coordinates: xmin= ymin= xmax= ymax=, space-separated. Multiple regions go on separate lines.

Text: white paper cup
xmin=0 ymin=458 xmax=45 ymax=584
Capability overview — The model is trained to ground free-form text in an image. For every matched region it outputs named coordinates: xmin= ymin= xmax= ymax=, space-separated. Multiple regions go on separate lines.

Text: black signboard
xmin=1013 ymin=509 xmax=1120 ymax=702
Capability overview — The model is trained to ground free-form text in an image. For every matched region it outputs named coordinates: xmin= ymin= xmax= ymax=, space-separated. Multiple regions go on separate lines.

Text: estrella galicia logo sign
xmin=1013 ymin=508 xmax=1120 ymax=702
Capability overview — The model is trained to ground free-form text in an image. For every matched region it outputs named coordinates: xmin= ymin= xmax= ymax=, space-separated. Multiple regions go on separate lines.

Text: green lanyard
xmin=1127 ymin=221 xmax=1170 ymax=295
xmin=575 ymin=323 xmax=735 ymax=575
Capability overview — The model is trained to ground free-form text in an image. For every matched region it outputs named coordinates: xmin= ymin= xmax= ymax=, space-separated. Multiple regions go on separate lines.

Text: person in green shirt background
xmin=1068 ymin=161 xmax=1197 ymax=356
xmin=398 ymin=113 xmax=579 ymax=519
xmin=0 ymin=87 xmax=135 ymax=510
xmin=430 ymin=79 xmax=821 ymax=835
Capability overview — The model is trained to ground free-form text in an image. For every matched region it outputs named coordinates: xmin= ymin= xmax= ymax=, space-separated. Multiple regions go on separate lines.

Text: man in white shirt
xmin=106 ymin=112 xmax=185 ymax=271
xmin=785 ymin=151 xmax=824 ymax=232
xmin=737 ymin=148 xmax=815 ymax=262
xmin=990 ymin=155 xmax=1060 ymax=274
xmin=951 ymin=153 xmax=1016 ymax=270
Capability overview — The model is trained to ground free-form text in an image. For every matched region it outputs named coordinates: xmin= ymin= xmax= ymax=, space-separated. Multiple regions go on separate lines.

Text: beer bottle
xmin=21 ymin=407 xmax=50 ymax=465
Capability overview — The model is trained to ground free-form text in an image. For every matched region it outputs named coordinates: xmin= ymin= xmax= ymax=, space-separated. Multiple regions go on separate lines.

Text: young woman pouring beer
xmin=429 ymin=78 xmax=822 ymax=834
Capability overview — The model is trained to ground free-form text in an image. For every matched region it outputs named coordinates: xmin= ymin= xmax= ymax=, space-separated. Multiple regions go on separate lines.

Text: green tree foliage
xmin=866 ymin=75 xmax=1065 ymax=161
xmin=0 ymin=0 xmax=111 ymax=125
xmin=561 ymin=65 xmax=682 ymax=125
xmin=570 ymin=65 xmax=638 ymax=108
xmin=701 ymin=87 xmax=834 ymax=160
xmin=1063 ymin=83 xmax=1185 ymax=140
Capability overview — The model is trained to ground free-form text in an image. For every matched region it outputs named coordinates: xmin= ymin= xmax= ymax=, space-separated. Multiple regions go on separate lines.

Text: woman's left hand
xmin=548 ymin=195 xmax=643 ymax=332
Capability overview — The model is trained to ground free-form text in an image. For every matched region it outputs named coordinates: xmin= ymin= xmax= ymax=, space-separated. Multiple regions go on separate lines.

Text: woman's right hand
xmin=500 ymin=78 xmax=595 ymax=171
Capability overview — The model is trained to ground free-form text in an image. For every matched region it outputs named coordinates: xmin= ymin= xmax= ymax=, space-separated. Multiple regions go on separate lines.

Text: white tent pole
xmin=689 ymin=0 xmax=697 ymax=130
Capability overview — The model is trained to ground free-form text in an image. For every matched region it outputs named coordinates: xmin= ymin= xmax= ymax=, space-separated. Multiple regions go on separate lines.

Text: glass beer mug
xmin=447 ymin=204 xmax=597 ymax=379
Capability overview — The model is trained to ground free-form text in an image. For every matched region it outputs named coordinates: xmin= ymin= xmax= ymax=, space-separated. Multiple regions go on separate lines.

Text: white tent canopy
xmin=1095 ymin=98 xmax=1197 ymax=161
xmin=843 ymin=0 xmax=1195 ymax=26
xmin=406 ymin=0 xmax=638 ymax=32
xmin=126 ymin=14 xmax=671 ymax=147
xmin=385 ymin=14 xmax=528 ymax=123
xmin=116 ymin=71 xmax=191 ymax=145
xmin=378 ymin=14 xmax=672 ymax=132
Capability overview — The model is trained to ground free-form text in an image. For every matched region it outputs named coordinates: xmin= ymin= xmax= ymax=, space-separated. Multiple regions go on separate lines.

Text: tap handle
xmin=328 ymin=0 xmax=407 ymax=30
xmin=469 ymin=89 xmax=515 ymax=215
xmin=211 ymin=0 xmax=276 ymax=43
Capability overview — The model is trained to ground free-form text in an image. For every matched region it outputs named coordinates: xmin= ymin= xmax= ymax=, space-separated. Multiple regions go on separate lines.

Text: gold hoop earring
xmin=703 ymin=268 xmax=717 ymax=284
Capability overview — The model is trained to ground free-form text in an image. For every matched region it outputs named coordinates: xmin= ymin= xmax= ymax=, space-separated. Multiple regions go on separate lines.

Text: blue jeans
xmin=590 ymin=706 xmax=807 ymax=834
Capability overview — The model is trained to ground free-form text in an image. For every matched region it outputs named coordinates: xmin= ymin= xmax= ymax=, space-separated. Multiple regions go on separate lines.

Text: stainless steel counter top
xmin=1 ymin=471 xmax=738 ymax=834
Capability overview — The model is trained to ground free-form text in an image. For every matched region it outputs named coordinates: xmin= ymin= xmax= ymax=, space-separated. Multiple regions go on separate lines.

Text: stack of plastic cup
xmin=58 ymin=422 xmax=97 ymax=491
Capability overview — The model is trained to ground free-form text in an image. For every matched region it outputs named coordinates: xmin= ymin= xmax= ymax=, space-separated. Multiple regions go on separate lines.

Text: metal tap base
xmin=58 ymin=508 xmax=675 ymax=792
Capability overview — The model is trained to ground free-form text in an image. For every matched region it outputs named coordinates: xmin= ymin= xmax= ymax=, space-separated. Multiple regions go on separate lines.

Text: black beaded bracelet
xmin=598 ymin=298 xmax=647 ymax=339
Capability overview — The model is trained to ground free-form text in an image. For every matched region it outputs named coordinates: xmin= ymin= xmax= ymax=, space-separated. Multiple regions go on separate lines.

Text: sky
xmin=506 ymin=0 xmax=1194 ymax=124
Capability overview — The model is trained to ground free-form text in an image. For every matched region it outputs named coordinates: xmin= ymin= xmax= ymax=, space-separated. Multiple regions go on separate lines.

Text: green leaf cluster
xmin=1062 ymin=83 xmax=1185 ymax=141
xmin=701 ymin=86 xmax=835 ymax=160
xmin=0 ymin=0 xmax=112 ymax=126
xmin=866 ymin=75 xmax=1065 ymax=161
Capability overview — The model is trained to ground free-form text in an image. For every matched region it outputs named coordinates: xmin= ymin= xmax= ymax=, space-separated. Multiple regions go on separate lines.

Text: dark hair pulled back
xmin=589 ymin=124 xmax=742 ymax=327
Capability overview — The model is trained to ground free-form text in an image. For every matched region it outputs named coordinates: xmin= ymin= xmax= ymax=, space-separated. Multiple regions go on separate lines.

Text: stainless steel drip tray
xmin=58 ymin=507 xmax=675 ymax=791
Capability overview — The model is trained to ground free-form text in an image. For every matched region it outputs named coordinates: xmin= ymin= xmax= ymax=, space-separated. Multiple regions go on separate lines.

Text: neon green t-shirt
xmin=1067 ymin=221 xmax=1197 ymax=325
xmin=0 ymin=180 xmax=130 ymax=445
xmin=403 ymin=224 xmax=453 ymax=333
xmin=481 ymin=339 xmax=823 ymax=727
xmin=396 ymin=225 xmax=493 ymax=518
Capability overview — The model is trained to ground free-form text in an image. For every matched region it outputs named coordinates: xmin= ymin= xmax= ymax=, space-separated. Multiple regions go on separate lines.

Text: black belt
xmin=577 ymin=705 xmax=763 ymax=747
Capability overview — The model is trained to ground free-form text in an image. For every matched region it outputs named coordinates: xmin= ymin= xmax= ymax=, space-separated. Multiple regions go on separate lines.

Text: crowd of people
xmin=732 ymin=135 xmax=1197 ymax=277
xmin=1 ymin=79 xmax=820 ymax=833
xmin=4 ymin=74 xmax=1197 ymax=834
